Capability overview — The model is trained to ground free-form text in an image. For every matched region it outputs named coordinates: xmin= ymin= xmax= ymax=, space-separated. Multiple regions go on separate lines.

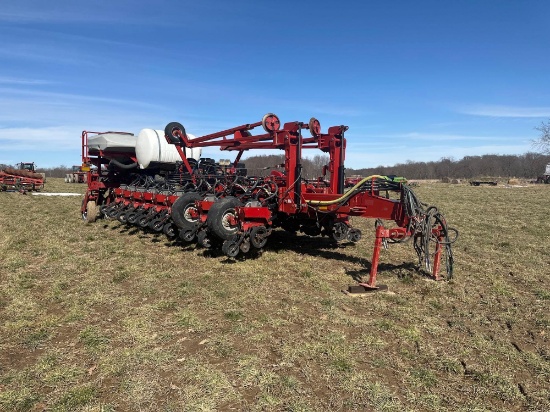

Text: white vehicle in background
xmin=536 ymin=163 xmax=550 ymax=184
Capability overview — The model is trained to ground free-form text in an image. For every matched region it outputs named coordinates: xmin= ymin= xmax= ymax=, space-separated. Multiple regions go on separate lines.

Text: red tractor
xmin=0 ymin=162 xmax=45 ymax=192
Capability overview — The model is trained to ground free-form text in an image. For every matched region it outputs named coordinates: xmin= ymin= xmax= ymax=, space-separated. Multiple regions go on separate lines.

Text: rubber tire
xmin=162 ymin=222 xmax=176 ymax=237
xmin=148 ymin=218 xmax=163 ymax=232
xmin=207 ymin=196 xmax=243 ymax=241
xmin=107 ymin=206 xmax=120 ymax=218
xmin=126 ymin=212 xmax=139 ymax=225
xmin=138 ymin=215 xmax=151 ymax=228
xmin=332 ymin=222 xmax=349 ymax=242
xmin=84 ymin=200 xmax=98 ymax=223
xmin=165 ymin=122 xmax=186 ymax=144
xmin=250 ymin=226 xmax=268 ymax=248
xmin=179 ymin=229 xmax=196 ymax=242
xmin=222 ymin=240 xmax=240 ymax=257
xmin=347 ymin=228 xmax=362 ymax=242
xmin=117 ymin=208 xmax=130 ymax=224
xmin=171 ymin=192 xmax=202 ymax=229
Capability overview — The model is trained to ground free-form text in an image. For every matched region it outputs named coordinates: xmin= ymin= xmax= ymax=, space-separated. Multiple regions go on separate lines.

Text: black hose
xmin=108 ymin=159 xmax=139 ymax=170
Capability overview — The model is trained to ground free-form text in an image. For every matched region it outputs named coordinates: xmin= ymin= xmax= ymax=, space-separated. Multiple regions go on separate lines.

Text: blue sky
xmin=1 ymin=0 xmax=549 ymax=169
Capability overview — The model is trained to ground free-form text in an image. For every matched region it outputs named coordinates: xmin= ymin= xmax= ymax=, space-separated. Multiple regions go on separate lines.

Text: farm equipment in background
xmin=0 ymin=162 xmax=45 ymax=192
xmin=65 ymin=165 xmax=88 ymax=183
xmin=81 ymin=114 xmax=457 ymax=290
xmin=344 ymin=175 xmax=363 ymax=188
xmin=345 ymin=175 xmax=406 ymax=188
xmin=536 ymin=163 xmax=550 ymax=184
xmin=469 ymin=179 xmax=498 ymax=186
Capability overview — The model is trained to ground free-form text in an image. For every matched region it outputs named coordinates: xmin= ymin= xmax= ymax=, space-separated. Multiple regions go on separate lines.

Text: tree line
xmin=2 ymin=152 xmax=549 ymax=180
xmin=345 ymin=152 xmax=550 ymax=180
xmin=243 ymin=152 xmax=550 ymax=180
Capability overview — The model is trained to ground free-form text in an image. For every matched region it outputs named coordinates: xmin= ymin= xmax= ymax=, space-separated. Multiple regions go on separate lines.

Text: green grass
xmin=0 ymin=179 xmax=549 ymax=411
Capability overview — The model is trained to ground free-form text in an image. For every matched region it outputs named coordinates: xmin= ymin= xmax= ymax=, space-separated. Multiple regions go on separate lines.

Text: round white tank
xmin=136 ymin=129 xmax=201 ymax=169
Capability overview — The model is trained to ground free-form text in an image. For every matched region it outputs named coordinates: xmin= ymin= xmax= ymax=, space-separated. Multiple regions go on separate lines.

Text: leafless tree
xmin=533 ymin=120 xmax=550 ymax=154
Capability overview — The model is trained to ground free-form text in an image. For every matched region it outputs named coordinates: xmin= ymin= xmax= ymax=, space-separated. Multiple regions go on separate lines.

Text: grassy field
xmin=1 ymin=178 xmax=549 ymax=411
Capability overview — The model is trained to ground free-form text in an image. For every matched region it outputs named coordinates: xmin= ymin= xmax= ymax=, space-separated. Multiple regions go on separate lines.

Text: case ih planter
xmin=82 ymin=114 xmax=457 ymax=291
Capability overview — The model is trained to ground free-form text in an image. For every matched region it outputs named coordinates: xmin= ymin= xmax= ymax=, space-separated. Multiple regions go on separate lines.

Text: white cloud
xmin=0 ymin=87 xmax=162 ymax=110
xmin=0 ymin=126 xmax=78 ymax=146
xmin=458 ymin=105 xmax=550 ymax=118
xmin=0 ymin=76 xmax=52 ymax=85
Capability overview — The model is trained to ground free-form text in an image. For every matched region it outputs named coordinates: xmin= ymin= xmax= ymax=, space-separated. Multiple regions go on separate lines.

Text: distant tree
xmin=35 ymin=165 xmax=71 ymax=178
xmin=533 ymin=120 xmax=550 ymax=154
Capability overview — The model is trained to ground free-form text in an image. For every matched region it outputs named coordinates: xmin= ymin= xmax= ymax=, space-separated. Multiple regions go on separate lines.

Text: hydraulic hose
xmin=306 ymin=175 xmax=386 ymax=206
xmin=108 ymin=159 xmax=139 ymax=170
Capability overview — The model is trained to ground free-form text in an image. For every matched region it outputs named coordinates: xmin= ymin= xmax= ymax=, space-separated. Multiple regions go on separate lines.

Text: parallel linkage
xmin=82 ymin=114 xmax=458 ymax=290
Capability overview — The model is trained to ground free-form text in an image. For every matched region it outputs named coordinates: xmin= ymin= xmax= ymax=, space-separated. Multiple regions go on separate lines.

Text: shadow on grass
xmin=110 ymin=221 xmax=426 ymax=281
xmin=345 ymin=262 xmax=419 ymax=282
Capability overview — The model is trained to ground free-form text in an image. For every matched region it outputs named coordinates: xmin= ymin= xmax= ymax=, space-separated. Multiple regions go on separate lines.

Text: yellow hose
xmin=306 ymin=175 xmax=389 ymax=206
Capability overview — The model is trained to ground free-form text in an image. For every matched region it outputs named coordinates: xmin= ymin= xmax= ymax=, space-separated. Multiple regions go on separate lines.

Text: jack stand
xmin=344 ymin=223 xmax=409 ymax=295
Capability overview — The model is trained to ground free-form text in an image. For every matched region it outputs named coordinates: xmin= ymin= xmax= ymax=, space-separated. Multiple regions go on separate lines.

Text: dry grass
xmin=1 ymin=179 xmax=549 ymax=411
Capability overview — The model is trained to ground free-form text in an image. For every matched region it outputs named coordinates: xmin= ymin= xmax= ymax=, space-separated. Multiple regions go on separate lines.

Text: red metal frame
xmin=80 ymin=115 xmax=451 ymax=289
xmin=164 ymin=115 xmax=446 ymax=287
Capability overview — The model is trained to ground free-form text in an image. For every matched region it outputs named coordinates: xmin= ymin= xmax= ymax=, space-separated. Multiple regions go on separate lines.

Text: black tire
xmin=240 ymin=239 xmax=251 ymax=253
xmin=138 ymin=214 xmax=151 ymax=228
xmin=171 ymin=192 xmax=202 ymax=229
xmin=126 ymin=212 xmax=139 ymax=225
xmin=222 ymin=240 xmax=240 ymax=257
xmin=179 ymin=229 xmax=196 ymax=242
xmin=148 ymin=218 xmax=163 ymax=232
xmin=165 ymin=122 xmax=186 ymax=144
xmin=163 ymin=222 xmax=176 ymax=237
xmin=347 ymin=228 xmax=362 ymax=242
xmin=117 ymin=208 xmax=131 ymax=224
xmin=207 ymin=196 xmax=243 ymax=240
xmin=250 ymin=226 xmax=268 ymax=248
xmin=107 ymin=205 xmax=120 ymax=218
xmin=332 ymin=222 xmax=349 ymax=242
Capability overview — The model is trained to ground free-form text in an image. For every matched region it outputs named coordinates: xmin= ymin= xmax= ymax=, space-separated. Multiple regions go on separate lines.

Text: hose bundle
xmin=306 ymin=175 xmax=458 ymax=279
xmin=401 ymin=185 xmax=458 ymax=279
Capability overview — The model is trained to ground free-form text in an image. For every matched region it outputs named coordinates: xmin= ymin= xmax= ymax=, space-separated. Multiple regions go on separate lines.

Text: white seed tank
xmin=136 ymin=129 xmax=201 ymax=170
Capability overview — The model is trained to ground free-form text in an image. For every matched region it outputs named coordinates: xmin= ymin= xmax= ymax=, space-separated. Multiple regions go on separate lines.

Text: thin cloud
xmin=0 ymin=87 xmax=163 ymax=110
xmin=458 ymin=105 xmax=550 ymax=118
xmin=357 ymin=132 xmax=525 ymax=142
xmin=0 ymin=76 xmax=52 ymax=85
xmin=0 ymin=1 xmax=185 ymax=25
xmin=0 ymin=126 xmax=76 ymax=144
